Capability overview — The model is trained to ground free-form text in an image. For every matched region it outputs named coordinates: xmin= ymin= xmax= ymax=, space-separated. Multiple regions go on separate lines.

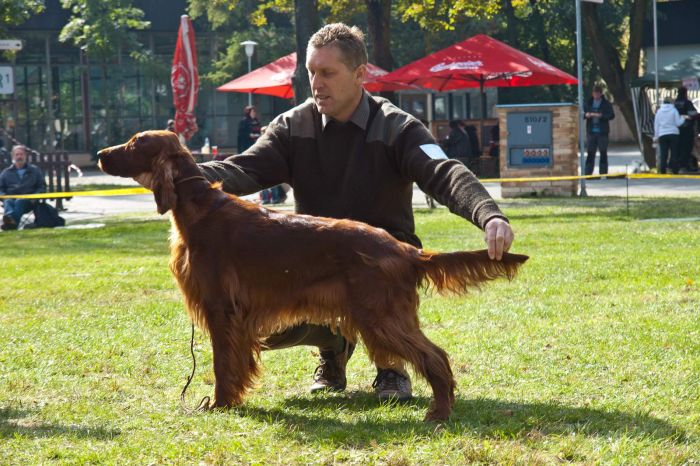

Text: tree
xmin=0 ymin=0 xmax=44 ymax=38
xmin=291 ymin=0 xmax=319 ymax=103
xmin=582 ymin=0 xmax=649 ymax=165
xmin=58 ymin=0 xmax=150 ymax=60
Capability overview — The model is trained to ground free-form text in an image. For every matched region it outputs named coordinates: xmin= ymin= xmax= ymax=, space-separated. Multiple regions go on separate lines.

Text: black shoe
xmin=372 ymin=369 xmax=413 ymax=401
xmin=310 ymin=341 xmax=355 ymax=393
xmin=2 ymin=215 xmax=17 ymax=231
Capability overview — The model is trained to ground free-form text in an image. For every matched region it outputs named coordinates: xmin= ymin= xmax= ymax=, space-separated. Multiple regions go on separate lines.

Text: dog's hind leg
xmin=355 ymin=308 xmax=455 ymax=422
xmin=205 ymin=305 xmax=260 ymax=408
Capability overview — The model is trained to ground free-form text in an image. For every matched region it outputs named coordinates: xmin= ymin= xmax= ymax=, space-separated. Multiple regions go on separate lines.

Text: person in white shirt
xmin=654 ymin=96 xmax=687 ymax=174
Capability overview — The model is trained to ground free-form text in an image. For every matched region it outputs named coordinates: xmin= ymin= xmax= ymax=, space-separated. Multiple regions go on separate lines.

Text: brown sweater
xmin=200 ymin=92 xmax=507 ymax=248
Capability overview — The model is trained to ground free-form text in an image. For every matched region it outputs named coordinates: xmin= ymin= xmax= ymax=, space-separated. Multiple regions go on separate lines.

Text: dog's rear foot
xmin=424 ymin=405 xmax=451 ymax=423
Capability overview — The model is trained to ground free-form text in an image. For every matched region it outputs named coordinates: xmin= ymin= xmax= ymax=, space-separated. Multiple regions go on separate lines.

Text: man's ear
xmin=151 ymin=154 xmax=178 ymax=215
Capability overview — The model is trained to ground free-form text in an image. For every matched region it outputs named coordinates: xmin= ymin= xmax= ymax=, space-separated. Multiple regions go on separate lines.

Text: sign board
xmin=0 ymin=40 xmax=22 ymax=51
xmin=0 ymin=66 xmax=14 ymax=94
xmin=506 ymin=111 xmax=553 ymax=168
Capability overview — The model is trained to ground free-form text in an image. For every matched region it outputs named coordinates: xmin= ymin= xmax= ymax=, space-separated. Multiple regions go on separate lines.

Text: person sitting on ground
xmin=0 ymin=145 xmax=46 ymax=230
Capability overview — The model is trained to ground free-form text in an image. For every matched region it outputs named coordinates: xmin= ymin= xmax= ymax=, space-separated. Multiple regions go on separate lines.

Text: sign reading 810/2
xmin=0 ymin=66 xmax=14 ymax=95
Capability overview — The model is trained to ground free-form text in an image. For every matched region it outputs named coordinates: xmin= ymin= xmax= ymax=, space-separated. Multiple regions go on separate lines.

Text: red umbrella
xmin=380 ymin=34 xmax=577 ymax=116
xmin=382 ymin=34 xmax=577 ymax=90
xmin=217 ymin=52 xmax=412 ymax=98
xmin=171 ymin=15 xmax=199 ymax=140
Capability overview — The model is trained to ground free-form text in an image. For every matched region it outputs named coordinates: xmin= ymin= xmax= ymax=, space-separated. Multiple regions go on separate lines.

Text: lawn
xmin=1 ymin=197 xmax=698 ymax=465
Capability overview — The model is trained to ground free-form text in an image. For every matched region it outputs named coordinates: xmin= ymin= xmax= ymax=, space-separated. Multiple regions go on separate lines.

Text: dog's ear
xmin=151 ymin=153 xmax=178 ymax=214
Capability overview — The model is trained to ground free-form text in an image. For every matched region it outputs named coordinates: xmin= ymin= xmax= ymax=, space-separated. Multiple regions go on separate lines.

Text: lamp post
xmin=240 ymin=40 xmax=258 ymax=106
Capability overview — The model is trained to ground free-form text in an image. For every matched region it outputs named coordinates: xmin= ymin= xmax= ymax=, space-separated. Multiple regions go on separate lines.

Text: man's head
xmin=306 ymin=23 xmax=368 ymax=122
xmin=11 ymin=145 xmax=27 ymax=169
xmin=592 ymin=85 xmax=603 ymax=99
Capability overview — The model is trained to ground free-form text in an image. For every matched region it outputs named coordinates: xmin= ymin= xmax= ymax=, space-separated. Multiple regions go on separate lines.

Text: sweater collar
xmin=321 ymin=90 xmax=370 ymax=130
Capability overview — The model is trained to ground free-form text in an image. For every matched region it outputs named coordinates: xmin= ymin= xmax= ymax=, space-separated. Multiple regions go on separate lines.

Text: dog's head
xmin=97 ymin=130 xmax=192 ymax=214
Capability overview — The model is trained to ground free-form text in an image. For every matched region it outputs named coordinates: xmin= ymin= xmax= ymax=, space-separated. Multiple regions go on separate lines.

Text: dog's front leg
xmin=204 ymin=304 xmax=259 ymax=408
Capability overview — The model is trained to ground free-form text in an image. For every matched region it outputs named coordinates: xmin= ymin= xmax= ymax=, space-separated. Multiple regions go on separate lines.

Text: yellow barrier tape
xmin=0 ymin=187 xmax=150 ymax=200
xmin=1 ymin=172 xmax=697 ymax=200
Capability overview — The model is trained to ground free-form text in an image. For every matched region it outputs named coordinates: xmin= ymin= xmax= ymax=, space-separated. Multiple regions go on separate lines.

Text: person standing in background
xmin=673 ymin=86 xmax=698 ymax=173
xmin=583 ymin=85 xmax=615 ymax=176
xmin=237 ymin=105 xmax=261 ymax=153
xmin=654 ymin=96 xmax=686 ymax=174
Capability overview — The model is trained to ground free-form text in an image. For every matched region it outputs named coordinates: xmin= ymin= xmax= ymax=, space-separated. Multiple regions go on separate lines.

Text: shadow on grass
xmin=0 ymin=406 xmax=120 ymax=441
xmin=237 ymin=394 xmax=686 ymax=446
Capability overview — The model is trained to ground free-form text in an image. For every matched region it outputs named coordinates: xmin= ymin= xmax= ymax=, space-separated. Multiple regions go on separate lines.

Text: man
xmin=0 ymin=145 xmax=46 ymax=230
xmin=583 ymin=85 xmax=615 ymax=176
xmin=197 ymin=23 xmax=514 ymax=401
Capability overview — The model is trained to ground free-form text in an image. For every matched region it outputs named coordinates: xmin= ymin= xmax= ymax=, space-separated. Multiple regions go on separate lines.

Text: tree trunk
xmin=292 ymin=0 xmax=319 ymax=105
xmin=366 ymin=0 xmax=394 ymax=100
xmin=528 ymin=0 xmax=560 ymax=101
xmin=582 ymin=0 xmax=652 ymax=166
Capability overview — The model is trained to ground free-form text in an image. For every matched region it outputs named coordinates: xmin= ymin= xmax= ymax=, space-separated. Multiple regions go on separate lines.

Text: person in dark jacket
xmin=584 ymin=85 xmax=615 ymax=175
xmin=441 ymin=120 xmax=471 ymax=159
xmin=0 ymin=145 xmax=46 ymax=230
xmin=190 ymin=23 xmax=515 ymax=403
xmin=674 ymin=86 xmax=698 ymax=173
xmin=237 ymin=105 xmax=261 ymax=153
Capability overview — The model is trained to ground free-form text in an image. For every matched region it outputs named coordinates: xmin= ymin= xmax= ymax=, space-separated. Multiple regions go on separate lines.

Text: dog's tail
xmin=415 ymin=249 xmax=528 ymax=294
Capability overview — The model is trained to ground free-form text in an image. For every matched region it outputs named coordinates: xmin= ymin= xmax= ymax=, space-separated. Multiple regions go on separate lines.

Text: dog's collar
xmin=175 ymin=175 xmax=208 ymax=185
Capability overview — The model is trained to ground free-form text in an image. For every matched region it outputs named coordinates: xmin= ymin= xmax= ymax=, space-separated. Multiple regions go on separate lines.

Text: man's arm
xmin=199 ymin=115 xmax=292 ymax=195
xmin=602 ymin=101 xmax=615 ymax=121
xmin=396 ymin=119 xmax=514 ymax=259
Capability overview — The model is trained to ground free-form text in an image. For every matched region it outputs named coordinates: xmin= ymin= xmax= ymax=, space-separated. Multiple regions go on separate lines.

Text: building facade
xmin=0 ymin=0 xmax=289 ymax=157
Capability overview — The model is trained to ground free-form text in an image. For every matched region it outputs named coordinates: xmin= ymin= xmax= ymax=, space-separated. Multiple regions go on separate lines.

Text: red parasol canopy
xmin=171 ymin=15 xmax=199 ymax=140
xmin=216 ymin=52 xmax=412 ymax=98
xmin=380 ymin=34 xmax=578 ymax=91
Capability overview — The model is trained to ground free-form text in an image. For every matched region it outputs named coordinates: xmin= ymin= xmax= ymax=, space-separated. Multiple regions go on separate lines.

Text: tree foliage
xmin=58 ymin=0 xmax=150 ymax=60
xmin=0 ymin=0 xmax=44 ymax=45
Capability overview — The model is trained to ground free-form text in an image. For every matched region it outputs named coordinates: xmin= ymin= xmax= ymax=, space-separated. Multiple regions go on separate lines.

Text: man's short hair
xmin=307 ymin=23 xmax=368 ymax=70
xmin=11 ymin=145 xmax=26 ymax=156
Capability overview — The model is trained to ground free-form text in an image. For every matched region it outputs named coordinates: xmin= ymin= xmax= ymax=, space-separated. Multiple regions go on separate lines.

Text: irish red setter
xmin=98 ymin=130 xmax=527 ymax=422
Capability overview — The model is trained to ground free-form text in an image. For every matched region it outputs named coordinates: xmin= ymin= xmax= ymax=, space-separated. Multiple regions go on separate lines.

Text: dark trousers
xmin=261 ymin=323 xmax=346 ymax=355
xmin=658 ymin=134 xmax=679 ymax=174
xmin=2 ymin=198 xmax=34 ymax=224
xmin=585 ymin=133 xmax=609 ymax=175
xmin=678 ymin=127 xmax=694 ymax=171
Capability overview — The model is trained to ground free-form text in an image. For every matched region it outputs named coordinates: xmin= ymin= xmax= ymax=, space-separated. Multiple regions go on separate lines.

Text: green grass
xmin=1 ymin=197 xmax=699 ymax=465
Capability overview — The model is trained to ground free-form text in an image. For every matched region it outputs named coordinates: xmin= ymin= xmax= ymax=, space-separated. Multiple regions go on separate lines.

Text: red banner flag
xmin=171 ymin=15 xmax=199 ymax=140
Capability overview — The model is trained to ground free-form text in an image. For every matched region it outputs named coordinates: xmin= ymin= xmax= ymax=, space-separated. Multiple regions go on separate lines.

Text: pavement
xmin=57 ymin=144 xmax=700 ymax=225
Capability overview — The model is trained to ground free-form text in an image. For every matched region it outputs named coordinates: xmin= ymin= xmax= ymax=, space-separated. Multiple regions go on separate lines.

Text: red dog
xmin=98 ymin=130 xmax=527 ymax=421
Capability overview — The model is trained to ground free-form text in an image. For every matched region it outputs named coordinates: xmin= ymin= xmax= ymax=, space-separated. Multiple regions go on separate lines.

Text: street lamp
xmin=240 ymin=40 xmax=258 ymax=106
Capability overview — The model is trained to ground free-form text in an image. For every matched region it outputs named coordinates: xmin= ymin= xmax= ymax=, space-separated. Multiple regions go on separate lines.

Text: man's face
xmin=306 ymin=45 xmax=365 ymax=122
xmin=12 ymin=148 xmax=27 ymax=168
xmin=592 ymin=90 xmax=602 ymax=100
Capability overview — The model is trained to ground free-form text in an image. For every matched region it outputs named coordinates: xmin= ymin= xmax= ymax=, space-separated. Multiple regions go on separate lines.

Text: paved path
xmin=59 ymin=144 xmax=700 ymax=225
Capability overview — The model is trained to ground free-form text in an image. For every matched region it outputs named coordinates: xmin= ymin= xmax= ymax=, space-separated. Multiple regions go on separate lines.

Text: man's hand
xmin=484 ymin=217 xmax=514 ymax=261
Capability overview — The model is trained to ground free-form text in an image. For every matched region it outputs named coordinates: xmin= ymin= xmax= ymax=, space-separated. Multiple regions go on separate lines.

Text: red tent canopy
xmin=380 ymin=34 xmax=577 ymax=91
xmin=217 ymin=52 xmax=412 ymax=98
xmin=171 ymin=15 xmax=199 ymax=140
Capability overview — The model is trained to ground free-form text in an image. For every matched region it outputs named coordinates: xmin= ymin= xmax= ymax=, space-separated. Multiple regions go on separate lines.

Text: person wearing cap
xmin=0 ymin=145 xmax=46 ymax=230
xmin=583 ymin=85 xmax=615 ymax=176
xmin=654 ymin=96 xmax=687 ymax=174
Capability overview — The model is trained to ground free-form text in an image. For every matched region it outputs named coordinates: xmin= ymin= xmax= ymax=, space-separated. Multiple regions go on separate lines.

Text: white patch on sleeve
xmin=419 ymin=144 xmax=448 ymax=160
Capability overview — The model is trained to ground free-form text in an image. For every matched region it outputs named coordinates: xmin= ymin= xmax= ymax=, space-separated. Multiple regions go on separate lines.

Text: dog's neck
xmin=172 ymin=157 xmax=212 ymax=205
